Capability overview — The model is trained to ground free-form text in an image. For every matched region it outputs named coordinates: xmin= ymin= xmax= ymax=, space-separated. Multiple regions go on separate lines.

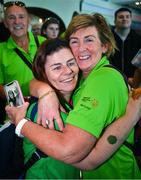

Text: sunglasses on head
xmin=45 ymin=17 xmax=60 ymax=24
xmin=4 ymin=1 xmax=26 ymax=10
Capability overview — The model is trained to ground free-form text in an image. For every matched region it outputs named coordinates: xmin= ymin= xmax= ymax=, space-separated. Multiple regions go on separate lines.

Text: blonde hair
xmin=65 ymin=13 xmax=116 ymax=58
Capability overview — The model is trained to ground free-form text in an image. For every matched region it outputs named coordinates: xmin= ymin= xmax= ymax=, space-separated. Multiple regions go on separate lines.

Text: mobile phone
xmin=131 ymin=48 xmax=141 ymax=67
xmin=4 ymin=80 xmax=25 ymax=107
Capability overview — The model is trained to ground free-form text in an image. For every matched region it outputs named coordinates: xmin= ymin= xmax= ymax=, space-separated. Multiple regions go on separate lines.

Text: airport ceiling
xmin=111 ymin=0 xmax=141 ymax=10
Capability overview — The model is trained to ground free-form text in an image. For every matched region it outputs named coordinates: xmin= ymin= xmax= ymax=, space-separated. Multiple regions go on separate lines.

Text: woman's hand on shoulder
xmin=30 ymin=79 xmax=65 ymax=131
xmin=37 ymin=91 xmax=64 ymax=131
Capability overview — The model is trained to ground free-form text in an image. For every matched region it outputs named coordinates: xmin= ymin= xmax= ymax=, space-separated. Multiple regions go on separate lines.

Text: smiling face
xmin=44 ymin=48 xmax=79 ymax=98
xmin=4 ymin=5 xmax=29 ymax=39
xmin=69 ymin=26 xmax=108 ymax=77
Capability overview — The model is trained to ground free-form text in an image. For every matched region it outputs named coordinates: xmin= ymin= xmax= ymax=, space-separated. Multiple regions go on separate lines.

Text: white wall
xmin=81 ymin=0 xmax=120 ymax=25
xmin=4 ymin=0 xmax=141 ymax=29
xmin=12 ymin=0 xmax=81 ymax=27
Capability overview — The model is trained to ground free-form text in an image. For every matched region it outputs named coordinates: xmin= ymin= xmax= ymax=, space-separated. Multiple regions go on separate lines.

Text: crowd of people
xmin=31 ymin=17 xmax=60 ymax=40
xmin=0 ymin=0 xmax=141 ymax=179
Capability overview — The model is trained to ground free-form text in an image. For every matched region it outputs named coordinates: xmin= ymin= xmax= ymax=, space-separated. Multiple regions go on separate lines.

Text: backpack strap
xmin=33 ymin=35 xmax=40 ymax=48
xmin=22 ymin=148 xmax=46 ymax=175
xmin=14 ymin=48 xmax=32 ymax=70
xmin=23 ymin=102 xmax=47 ymax=175
xmin=23 ymin=98 xmax=72 ymax=174
xmin=30 ymin=101 xmax=38 ymax=119
xmin=14 ymin=35 xmax=40 ymax=70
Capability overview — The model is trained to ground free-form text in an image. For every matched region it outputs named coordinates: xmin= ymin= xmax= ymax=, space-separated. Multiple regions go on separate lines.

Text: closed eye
xmin=69 ymin=39 xmax=79 ymax=46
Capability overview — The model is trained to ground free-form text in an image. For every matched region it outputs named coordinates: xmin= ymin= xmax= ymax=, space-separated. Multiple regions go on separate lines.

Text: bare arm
xmin=6 ymin=90 xmax=141 ymax=169
xmin=6 ymin=102 xmax=96 ymax=164
xmin=30 ymin=79 xmax=64 ymax=130
xmin=30 ymin=79 xmax=53 ymax=98
xmin=73 ymin=95 xmax=141 ymax=170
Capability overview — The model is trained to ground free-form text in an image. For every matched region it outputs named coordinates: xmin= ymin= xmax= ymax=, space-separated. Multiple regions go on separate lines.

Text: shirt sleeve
xmin=67 ymin=68 xmax=128 ymax=138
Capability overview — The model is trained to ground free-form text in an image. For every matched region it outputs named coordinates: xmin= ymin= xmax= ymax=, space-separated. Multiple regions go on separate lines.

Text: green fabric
xmin=0 ymin=32 xmax=45 ymax=96
xmin=67 ymin=56 xmax=141 ymax=179
xmin=24 ymin=102 xmax=80 ymax=179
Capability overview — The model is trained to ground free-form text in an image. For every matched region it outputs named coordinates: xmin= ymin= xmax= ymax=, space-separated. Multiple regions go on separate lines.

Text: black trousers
xmin=0 ymin=98 xmax=6 ymax=125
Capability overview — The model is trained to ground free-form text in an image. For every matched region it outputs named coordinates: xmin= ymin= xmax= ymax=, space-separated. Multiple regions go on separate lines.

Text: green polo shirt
xmin=0 ymin=32 xmax=45 ymax=96
xmin=23 ymin=102 xmax=80 ymax=179
xmin=67 ymin=56 xmax=141 ymax=179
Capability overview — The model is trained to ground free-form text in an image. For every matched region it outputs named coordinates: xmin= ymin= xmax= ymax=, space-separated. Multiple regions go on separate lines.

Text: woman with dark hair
xmin=22 ymin=39 xmax=80 ymax=179
xmin=8 ymin=90 xmax=16 ymax=106
xmin=41 ymin=17 xmax=60 ymax=39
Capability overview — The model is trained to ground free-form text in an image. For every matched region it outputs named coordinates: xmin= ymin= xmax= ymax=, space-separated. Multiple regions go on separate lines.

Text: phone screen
xmin=4 ymin=80 xmax=25 ymax=107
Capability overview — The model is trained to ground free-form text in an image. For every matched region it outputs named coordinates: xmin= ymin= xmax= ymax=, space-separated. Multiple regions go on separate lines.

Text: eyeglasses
xmin=4 ymin=1 xmax=26 ymax=11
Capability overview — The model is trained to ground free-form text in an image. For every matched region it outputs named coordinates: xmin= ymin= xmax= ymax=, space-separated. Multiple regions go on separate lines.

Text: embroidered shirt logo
xmin=81 ymin=96 xmax=99 ymax=108
xmin=92 ymin=99 xmax=99 ymax=107
xmin=82 ymin=97 xmax=91 ymax=102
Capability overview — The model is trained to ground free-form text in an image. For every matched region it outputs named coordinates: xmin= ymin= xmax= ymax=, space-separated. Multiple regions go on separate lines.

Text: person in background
xmin=6 ymin=14 xmax=141 ymax=179
xmin=0 ymin=1 xmax=45 ymax=178
xmin=8 ymin=90 xmax=17 ymax=106
xmin=41 ymin=17 xmax=60 ymax=39
xmin=0 ymin=0 xmax=10 ymax=42
xmin=0 ymin=22 xmax=10 ymax=42
xmin=0 ymin=0 xmax=10 ymax=124
xmin=110 ymin=7 xmax=141 ymax=83
xmin=31 ymin=23 xmax=42 ymax=36
xmin=0 ymin=1 xmax=45 ymax=122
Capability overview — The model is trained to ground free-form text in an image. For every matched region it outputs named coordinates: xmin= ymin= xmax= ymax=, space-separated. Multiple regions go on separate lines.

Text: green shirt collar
xmin=7 ymin=32 xmax=36 ymax=51
xmin=91 ymin=55 xmax=109 ymax=71
xmin=74 ymin=56 xmax=109 ymax=98
xmin=80 ymin=55 xmax=109 ymax=81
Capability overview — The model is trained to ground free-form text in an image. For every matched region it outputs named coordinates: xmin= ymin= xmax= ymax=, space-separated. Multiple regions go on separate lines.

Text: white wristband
xmin=15 ymin=118 xmax=28 ymax=137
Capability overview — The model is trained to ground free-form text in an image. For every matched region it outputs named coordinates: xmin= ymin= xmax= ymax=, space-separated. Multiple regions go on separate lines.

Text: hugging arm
xmin=72 ymin=94 xmax=141 ymax=170
xmin=6 ymin=91 xmax=141 ymax=169
xmin=6 ymin=102 xmax=97 ymax=164
xmin=30 ymin=79 xmax=64 ymax=131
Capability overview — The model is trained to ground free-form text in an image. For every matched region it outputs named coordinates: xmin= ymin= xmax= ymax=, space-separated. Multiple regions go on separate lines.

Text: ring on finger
xmin=46 ymin=119 xmax=50 ymax=126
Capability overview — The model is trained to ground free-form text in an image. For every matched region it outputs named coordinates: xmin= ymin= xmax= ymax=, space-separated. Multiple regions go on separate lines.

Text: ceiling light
xmin=135 ymin=1 xmax=140 ymax=5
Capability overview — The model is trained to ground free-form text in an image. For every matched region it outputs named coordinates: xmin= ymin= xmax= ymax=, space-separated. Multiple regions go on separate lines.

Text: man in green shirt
xmin=0 ymin=1 xmax=45 ymax=98
xmin=0 ymin=1 xmax=45 ymax=123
